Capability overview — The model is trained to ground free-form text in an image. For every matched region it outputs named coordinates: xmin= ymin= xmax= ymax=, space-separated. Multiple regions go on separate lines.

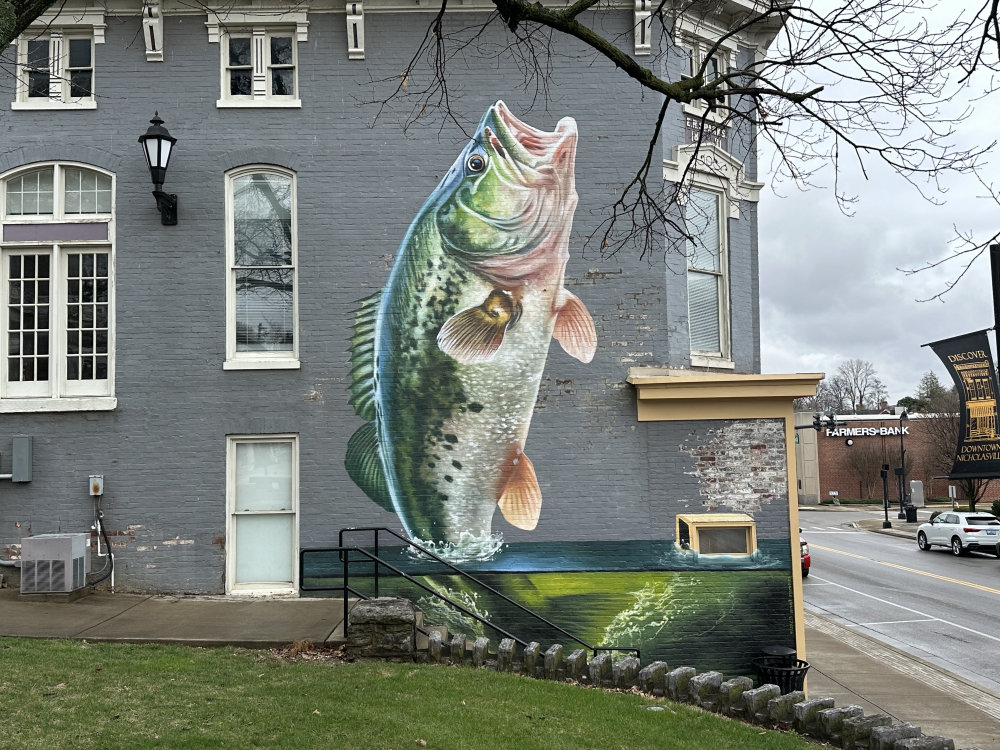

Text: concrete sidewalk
xmin=2 ymin=582 xmax=1000 ymax=748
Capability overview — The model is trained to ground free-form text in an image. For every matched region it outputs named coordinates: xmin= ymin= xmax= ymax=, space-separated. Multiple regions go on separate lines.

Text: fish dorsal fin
xmin=497 ymin=445 xmax=542 ymax=530
xmin=553 ymin=290 xmax=596 ymax=363
xmin=348 ymin=291 xmax=381 ymax=421
xmin=437 ymin=289 xmax=520 ymax=364
xmin=345 ymin=421 xmax=394 ymax=513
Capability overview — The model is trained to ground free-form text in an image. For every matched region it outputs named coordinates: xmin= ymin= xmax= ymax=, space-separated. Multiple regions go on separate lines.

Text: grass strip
xmin=0 ymin=637 xmax=814 ymax=750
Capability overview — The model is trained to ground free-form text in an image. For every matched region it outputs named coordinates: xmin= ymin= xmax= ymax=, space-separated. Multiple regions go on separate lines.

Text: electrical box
xmin=20 ymin=533 xmax=88 ymax=594
xmin=89 ymin=475 xmax=104 ymax=496
xmin=12 ymin=436 xmax=32 ymax=482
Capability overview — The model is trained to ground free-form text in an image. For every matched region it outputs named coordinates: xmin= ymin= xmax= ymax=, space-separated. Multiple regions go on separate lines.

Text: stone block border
xmin=347 ymin=599 xmax=977 ymax=750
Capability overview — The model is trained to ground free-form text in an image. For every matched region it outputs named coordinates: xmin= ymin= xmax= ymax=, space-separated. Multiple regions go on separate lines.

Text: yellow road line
xmin=810 ymin=543 xmax=1000 ymax=596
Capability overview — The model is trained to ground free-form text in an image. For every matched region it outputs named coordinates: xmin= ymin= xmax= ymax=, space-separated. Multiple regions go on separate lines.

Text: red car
xmin=801 ymin=536 xmax=811 ymax=577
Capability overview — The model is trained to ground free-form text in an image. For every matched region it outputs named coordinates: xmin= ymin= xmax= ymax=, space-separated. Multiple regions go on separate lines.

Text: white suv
xmin=917 ymin=512 xmax=1000 ymax=556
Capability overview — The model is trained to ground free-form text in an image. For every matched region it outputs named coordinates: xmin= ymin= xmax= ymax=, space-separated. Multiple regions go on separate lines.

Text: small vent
xmin=22 ymin=560 xmax=67 ymax=594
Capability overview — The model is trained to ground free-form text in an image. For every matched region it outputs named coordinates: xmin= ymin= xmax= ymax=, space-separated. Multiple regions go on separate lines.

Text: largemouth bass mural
xmin=346 ymin=101 xmax=596 ymax=560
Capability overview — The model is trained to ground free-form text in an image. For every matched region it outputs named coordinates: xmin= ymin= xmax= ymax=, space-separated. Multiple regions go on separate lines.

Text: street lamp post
xmin=897 ymin=410 xmax=909 ymax=519
xmin=881 ymin=464 xmax=891 ymax=528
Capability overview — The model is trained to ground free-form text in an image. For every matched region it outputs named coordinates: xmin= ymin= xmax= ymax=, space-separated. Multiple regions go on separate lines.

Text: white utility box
xmin=20 ymin=533 xmax=89 ymax=594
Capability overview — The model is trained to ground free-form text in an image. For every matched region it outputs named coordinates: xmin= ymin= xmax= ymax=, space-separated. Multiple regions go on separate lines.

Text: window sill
xmin=216 ymin=99 xmax=302 ymax=109
xmin=224 ymin=358 xmax=300 ymax=371
xmin=227 ymin=586 xmax=298 ymax=597
xmin=690 ymin=354 xmax=735 ymax=370
xmin=0 ymin=396 xmax=116 ymax=413
xmin=682 ymin=101 xmax=727 ymax=125
xmin=12 ymin=100 xmax=97 ymax=111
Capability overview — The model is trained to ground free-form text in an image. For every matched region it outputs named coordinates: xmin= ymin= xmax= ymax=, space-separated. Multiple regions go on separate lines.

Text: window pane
xmin=64 ymin=168 xmax=111 ymax=215
xmin=28 ymin=71 xmax=50 ymax=98
xmin=235 ymin=269 xmax=293 ymax=352
xmin=26 ymin=40 xmax=48 ymax=68
xmin=235 ymin=441 xmax=294 ymax=512
xmin=68 ymin=39 xmax=91 ymax=68
xmin=688 ymin=270 xmax=721 ymax=352
xmin=233 ymin=174 xmax=293 ymax=266
xmin=70 ymin=71 xmax=92 ymax=98
xmin=271 ymin=36 xmax=293 ymax=65
xmin=229 ymin=37 xmax=251 ymax=66
xmin=65 ymin=251 xmax=110 ymax=382
xmin=230 ymin=70 xmax=252 ymax=96
xmin=6 ymin=252 xmax=51 ymax=383
xmin=271 ymin=68 xmax=294 ymax=96
xmin=5 ymin=168 xmax=54 ymax=216
xmin=234 ymin=514 xmax=293 ymax=584
xmin=685 ymin=189 xmax=721 ymax=272
xmin=699 ymin=527 xmax=749 ymax=555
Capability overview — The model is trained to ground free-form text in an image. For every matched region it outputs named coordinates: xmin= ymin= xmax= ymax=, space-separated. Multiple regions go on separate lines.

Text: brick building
xmin=795 ymin=413 xmax=1000 ymax=507
xmin=0 ymin=0 xmax=818 ymax=673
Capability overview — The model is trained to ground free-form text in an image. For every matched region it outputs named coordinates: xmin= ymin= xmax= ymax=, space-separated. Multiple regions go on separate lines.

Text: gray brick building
xmin=1 ymin=0 xmax=818 ymax=673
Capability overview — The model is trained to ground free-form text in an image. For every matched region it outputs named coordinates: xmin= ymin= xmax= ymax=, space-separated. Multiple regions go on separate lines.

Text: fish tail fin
xmin=553 ymin=289 xmax=596 ymax=363
xmin=345 ymin=421 xmax=395 ymax=514
xmin=497 ymin=445 xmax=542 ymax=530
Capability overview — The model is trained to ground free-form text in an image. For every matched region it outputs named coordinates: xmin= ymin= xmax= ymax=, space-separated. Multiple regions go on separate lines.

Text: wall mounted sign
xmin=925 ymin=329 xmax=1000 ymax=478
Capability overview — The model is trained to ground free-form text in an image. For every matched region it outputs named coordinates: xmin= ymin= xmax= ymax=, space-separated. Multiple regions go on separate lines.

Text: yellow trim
xmin=676 ymin=513 xmax=756 ymax=556
xmin=626 ymin=369 xmax=821 ymax=666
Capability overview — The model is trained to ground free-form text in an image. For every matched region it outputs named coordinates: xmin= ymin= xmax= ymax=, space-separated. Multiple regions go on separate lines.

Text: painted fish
xmin=346 ymin=101 xmax=596 ymax=559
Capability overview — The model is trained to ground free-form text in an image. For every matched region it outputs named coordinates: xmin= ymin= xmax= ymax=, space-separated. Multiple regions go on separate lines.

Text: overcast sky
xmin=757 ymin=6 xmax=999 ymax=404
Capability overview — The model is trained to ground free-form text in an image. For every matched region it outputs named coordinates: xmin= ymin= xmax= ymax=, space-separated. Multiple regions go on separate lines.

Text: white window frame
xmin=224 ymin=166 xmax=299 ymax=370
xmin=207 ymin=13 xmax=307 ymax=109
xmin=0 ymin=162 xmax=116 ymax=412
xmin=11 ymin=10 xmax=105 ymax=111
xmin=683 ymin=186 xmax=730 ymax=364
xmin=664 ymin=143 xmax=763 ymax=369
xmin=675 ymin=16 xmax=737 ymax=127
xmin=226 ymin=434 xmax=299 ymax=596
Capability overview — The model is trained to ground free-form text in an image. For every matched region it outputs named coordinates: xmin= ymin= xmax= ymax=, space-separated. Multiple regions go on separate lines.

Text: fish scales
xmin=347 ymin=101 xmax=596 ymax=560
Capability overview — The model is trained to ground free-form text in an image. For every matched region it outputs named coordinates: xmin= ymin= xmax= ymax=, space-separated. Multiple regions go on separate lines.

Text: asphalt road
xmin=801 ymin=507 xmax=1000 ymax=695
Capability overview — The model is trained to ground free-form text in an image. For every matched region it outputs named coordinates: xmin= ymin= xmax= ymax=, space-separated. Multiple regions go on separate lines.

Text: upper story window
xmin=11 ymin=11 xmax=105 ymax=111
xmin=207 ymin=12 xmax=307 ymax=108
xmin=674 ymin=16 xmax=736 ymax=133
xmin=224 ymin=167 xmax=299 ymax=370
xmin=1 ymin=163 xmax=115 ymax=412
xmin=684 ymin=188 xmax=729 ymax=362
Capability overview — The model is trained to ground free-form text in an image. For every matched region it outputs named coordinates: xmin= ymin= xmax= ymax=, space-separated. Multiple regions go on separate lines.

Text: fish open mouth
xmin=488 ymin=100 xmax=577 ymax=175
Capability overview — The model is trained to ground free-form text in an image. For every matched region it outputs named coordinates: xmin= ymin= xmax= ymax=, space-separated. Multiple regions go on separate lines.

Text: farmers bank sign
xmin=826 ymin=426 xmax=909 ymax=437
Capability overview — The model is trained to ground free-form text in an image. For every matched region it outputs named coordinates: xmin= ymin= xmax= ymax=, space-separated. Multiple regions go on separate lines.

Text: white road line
xmin=853 ymin=619 xmax=937 ymax=626
xmin=809 ymin=575 xmax=1000 ymax=644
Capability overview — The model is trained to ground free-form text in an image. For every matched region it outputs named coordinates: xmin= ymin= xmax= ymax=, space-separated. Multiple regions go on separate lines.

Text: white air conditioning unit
xmin=20 ymin=533 xmax=89 ymax=594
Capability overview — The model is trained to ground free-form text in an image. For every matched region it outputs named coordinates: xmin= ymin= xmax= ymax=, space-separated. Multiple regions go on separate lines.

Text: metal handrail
xmin=300 ymin=526 xmax=639 ymax=658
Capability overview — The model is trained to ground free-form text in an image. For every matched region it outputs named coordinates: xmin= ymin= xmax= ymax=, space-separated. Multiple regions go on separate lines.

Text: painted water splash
xmin=657 ymin=545 xmax=785 ymax=570
xmin=409 ymin=529 xmax=505 ymax=563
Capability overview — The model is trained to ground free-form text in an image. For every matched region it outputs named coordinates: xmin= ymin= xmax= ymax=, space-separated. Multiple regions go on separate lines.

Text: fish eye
xmin=467 ymin=154 xmax=486 ymax=173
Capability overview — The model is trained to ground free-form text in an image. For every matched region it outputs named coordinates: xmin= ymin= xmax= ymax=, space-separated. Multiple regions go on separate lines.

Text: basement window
xmin=675 ymin=513 xmax=756 ymax=556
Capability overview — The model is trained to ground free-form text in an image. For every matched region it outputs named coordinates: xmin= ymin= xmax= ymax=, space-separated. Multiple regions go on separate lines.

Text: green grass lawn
xmin=0 ymin=638 xmax=815 ymax=750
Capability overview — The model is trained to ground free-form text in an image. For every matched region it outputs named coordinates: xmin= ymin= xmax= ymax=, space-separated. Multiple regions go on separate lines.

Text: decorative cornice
xmin=663 ymin=143 xmax=765 ymax=218
xmin=627 ymin=368 xmax=824 ymax=401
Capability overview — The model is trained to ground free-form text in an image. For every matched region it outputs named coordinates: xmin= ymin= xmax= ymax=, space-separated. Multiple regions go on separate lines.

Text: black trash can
xmin=752 ymin=656 xmax=810 ymax=694
xmin=905 ymin=505 xmax=918 ymax=523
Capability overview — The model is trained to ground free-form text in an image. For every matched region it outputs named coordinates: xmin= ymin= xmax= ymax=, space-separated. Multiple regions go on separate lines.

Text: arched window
xmin=225 ymin=167 xmax=298 ymax=369
xmin=0 ymin=163 xmax=115 ymax=411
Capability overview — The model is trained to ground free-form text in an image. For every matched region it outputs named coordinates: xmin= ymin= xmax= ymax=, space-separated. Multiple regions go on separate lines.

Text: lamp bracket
xmin=152 ymin=190 xmax=178 ymax=226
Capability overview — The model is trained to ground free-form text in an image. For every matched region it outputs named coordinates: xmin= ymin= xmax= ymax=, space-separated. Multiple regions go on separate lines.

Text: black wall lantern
xmin=138 ymin=112 xmax=178 ymax=225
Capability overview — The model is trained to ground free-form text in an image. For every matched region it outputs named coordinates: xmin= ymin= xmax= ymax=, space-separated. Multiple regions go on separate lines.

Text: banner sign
xmin=925 ymin=330 xmax=1000 ymax=478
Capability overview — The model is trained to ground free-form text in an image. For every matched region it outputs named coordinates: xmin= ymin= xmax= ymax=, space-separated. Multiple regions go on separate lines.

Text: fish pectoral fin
xmin=553 ymin=290 xmax=597 ymax=363
xmin=497 ymin=447 xmax=542 ymax=531
xmin=345 ymin=422 xmax=395 ymax=513
xmin=437 ymin=289 xmax=518 ymax=365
